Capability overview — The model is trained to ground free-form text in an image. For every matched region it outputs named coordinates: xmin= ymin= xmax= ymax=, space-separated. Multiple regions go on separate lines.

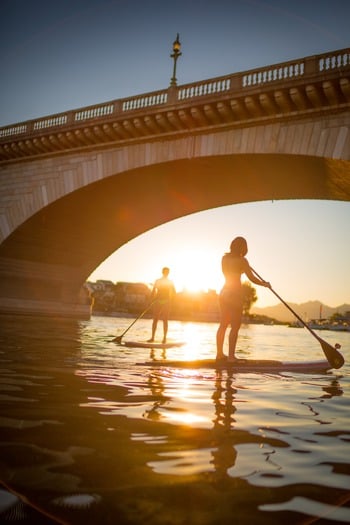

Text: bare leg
xmin=216 ymin=309 xmax=230 ymax=359
xmin=228 ymin=327 xmax=239 ymax=360
xmin=228 ymin=306 xmax=242 ymax=362
xmin=162 ymin=319 xmax=168 ymax=343
xmin=148 ymin=317 xmax=158 ymax=342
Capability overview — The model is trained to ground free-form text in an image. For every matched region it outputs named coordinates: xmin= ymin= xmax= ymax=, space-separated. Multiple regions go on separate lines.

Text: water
xmin=0 ymin=314 xmax=349 ymax=524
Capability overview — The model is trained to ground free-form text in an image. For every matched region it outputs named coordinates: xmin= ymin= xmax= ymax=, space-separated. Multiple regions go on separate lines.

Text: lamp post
xmin=170 ymin=33 xmax=182 ymax=87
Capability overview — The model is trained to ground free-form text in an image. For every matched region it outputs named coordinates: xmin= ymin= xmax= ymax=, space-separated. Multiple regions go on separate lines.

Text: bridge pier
xmin=0 ymin=257 xmax=92 ymax=320
xmin=0 ymin=296 xmax=91 ymax=320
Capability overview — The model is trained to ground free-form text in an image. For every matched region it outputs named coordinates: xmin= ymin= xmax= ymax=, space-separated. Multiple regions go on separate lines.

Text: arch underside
xmin=0 ymin=153 xmax=349 ymax=317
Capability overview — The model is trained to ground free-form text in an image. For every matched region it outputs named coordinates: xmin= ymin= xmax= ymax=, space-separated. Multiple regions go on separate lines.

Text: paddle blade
xmin=320 ymin=339 xmax=344 ymax=369
xmin=112 ymin=336 xmax=123 ymax=344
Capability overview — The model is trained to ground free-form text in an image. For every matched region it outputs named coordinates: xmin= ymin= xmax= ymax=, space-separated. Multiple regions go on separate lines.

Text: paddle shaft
xmin=116 ymin=300 xmax=155 ymax=341
xmin=249 ymin=266 xmax=345 ymax=369
xmin=250 ymin=267 xmax=322 ymax=340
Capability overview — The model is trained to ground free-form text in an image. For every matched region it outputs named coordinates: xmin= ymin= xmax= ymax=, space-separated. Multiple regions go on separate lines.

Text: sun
xmin=170 ymin=249 xmax=223 ymax=294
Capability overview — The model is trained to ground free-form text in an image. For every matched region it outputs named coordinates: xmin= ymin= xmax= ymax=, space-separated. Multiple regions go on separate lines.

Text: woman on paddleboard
xmin=148 ymin=267 xmax=175 ymax=344
xmin=216 ymin=237 xmax=270 ymax=363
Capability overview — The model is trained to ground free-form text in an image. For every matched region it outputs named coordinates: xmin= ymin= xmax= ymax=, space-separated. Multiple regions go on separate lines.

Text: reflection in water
xmin=0 ymin=314 xmax=349 ymax=524
xmin=143 ymin=374 xmax=169 ymax=421
xmin=261 ymin=495 xmax=350 ymax=523
xmin=211 ymin=373 xmax=238 ymax=482
xmin=321 ymin=379 xmax=343 ymax=398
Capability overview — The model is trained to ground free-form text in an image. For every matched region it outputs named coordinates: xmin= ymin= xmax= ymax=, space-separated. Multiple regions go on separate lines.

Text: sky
xmin=1 ymin=0 xmax=349 ymax=308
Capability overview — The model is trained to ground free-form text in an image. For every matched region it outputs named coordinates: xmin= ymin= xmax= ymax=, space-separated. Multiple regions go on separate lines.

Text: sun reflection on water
xmin=148 ymin=448 xmax=216 ymax=476
xmin=0 ymin=315 xmax=348 ymax=525
xmin=161 ymin=410 xmax=209 ymax=426
xmin=179 ymin=323 xmax=204 ymax=360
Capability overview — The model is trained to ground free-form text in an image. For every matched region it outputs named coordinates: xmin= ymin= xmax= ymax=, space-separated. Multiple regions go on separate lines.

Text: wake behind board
xmin=139 ymin=358 xmax=332 ymax=373
xmin=119 ymin=340 xmax=185 ymax=349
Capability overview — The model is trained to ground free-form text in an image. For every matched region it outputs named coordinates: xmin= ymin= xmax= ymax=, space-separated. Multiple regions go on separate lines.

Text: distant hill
xmin=251 ymin=301 xmax=350 ymax=323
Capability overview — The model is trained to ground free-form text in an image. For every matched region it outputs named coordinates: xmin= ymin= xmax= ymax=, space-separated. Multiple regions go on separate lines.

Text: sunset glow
xmin=169 ymin=248 xmax=223 ymax=293
xmin=89 ymin=200 xmax=349 ymax=309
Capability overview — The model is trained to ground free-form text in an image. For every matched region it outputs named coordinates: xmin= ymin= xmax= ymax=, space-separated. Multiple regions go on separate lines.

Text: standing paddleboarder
xmin=216 ymin=237 xmax=271 ymax=363
xmin=148 ymin=267 xmax=176 ymax=343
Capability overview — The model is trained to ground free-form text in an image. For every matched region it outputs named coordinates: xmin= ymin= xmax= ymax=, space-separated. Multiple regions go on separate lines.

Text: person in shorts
xmin=148 ymin=267 xmax=175 ymax=343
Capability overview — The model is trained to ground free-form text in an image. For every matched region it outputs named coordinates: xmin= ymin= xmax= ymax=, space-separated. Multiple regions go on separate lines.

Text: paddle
xmin=112 ymin=300 xmax=155 ymax=344
xmin=250 ymin=267 xmax=344 ymax=369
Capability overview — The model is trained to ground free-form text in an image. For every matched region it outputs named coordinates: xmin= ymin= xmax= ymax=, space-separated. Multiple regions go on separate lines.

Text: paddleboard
xmin=119 ymin=340 xmax=185 ymax=349
xmin=139 ymin=358 xmax=332 ymax=373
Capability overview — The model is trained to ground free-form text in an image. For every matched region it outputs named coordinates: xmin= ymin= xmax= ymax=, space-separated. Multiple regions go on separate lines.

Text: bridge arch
xmin=1 ymin=117 xmax=349 ymax=243
xmin=0 ymin=149 xmax=349 ymax=318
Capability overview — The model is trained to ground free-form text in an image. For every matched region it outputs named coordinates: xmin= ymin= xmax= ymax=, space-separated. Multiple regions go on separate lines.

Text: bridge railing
xmin=1 ymin=47 xmax=349 ymax=141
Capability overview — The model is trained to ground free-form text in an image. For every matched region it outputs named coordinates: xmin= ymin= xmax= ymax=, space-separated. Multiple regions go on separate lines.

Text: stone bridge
xmin=0 ymin=47 xmax=349 ymax=318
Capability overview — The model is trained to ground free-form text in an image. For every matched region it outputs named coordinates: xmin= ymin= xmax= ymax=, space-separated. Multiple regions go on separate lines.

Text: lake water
xmin=0 ymin=314 xmax=349 ymax=524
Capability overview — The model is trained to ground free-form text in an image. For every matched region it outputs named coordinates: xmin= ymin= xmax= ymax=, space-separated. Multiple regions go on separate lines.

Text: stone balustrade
xmin=0 ymin=48 xmax=348 ymax=157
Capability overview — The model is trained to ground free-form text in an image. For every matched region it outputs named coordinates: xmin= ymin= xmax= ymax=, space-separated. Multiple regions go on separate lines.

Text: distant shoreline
xmin=92 ymin=310 xmax=283 ymax=325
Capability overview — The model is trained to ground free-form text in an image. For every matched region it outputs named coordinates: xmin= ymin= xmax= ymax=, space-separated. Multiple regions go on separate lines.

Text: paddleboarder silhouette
xmin=148 ymin=267 xmax=176 ymax=343
xmin=216 ymin=237 xmax=271 ymax=363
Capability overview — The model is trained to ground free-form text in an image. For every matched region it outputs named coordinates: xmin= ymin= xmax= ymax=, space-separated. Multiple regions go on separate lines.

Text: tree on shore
xmin=242 ymin=282 xmax=258 ymax=315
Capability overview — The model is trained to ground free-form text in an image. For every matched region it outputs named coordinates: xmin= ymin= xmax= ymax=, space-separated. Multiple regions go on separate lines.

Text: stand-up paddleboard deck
xmin=119 ymin=340 xmax=185 ymax=349
xmin=139 ymin=358 xmax=333 ymax=372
